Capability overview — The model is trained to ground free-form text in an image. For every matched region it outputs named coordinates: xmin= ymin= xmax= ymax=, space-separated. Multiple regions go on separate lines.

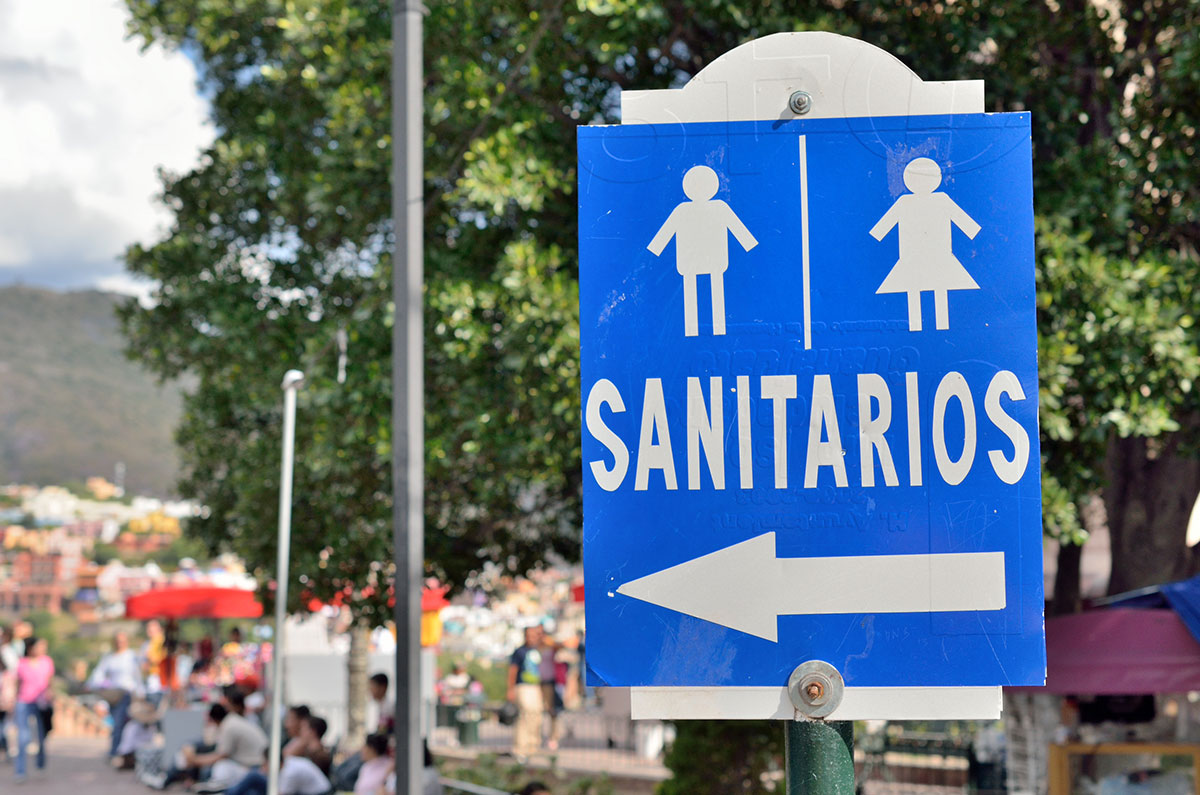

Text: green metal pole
xmin=786 ymin=720 xmax=855 ymax=794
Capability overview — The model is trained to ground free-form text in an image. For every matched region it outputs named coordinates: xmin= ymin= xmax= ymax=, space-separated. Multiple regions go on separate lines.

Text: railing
xmin=52 ymin=692 xmax=110 ymax=738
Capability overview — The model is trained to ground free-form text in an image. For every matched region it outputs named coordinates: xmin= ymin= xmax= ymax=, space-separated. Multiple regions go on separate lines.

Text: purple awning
xmin=1034 ymin=608 xmax=1200 ymax=694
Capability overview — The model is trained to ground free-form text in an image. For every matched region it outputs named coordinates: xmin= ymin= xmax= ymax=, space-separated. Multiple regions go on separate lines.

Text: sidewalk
xmin=8 ymin=734 xmax=665 ymax=795
xmin=3 ymin=736 xmax=127 ymax=794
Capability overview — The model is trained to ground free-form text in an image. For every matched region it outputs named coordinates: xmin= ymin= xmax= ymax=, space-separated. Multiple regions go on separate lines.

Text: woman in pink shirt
xmin=14 ymin=636 xmax=53 ymax=782
xmin=354 ymin=733 xmax=392 ymax=795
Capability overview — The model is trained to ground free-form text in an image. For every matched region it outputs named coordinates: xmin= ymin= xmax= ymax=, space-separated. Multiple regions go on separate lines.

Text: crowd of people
xmin=85 ymin=622 xmax=266 ymax=767
xmin=0 ymin=617 xmax=561 ymax=794
xmin=0 ymin=620 xmax=270 ymax=786
xmin=99 ymin=668 xmax=440 ymax=794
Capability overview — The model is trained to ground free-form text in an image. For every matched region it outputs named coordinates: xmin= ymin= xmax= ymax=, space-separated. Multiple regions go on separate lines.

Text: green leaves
xmin=1035 ymin=217 xmax=1199 ymax=540
xmin=425 ymin=240 xmax=582 ymax=581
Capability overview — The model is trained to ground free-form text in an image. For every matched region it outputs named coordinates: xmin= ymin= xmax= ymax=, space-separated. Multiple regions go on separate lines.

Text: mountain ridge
xmin=0 ymin=285 xmax=181 ymax=496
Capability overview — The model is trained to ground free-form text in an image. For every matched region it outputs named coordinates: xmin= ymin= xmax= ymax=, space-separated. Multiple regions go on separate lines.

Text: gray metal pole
xmin=392 ymin=1 xmax=424 ymax=794
xmin=268 ymin=369 xmax=305 ymax=795
xmin=785 ymin=720 xmax=855 ymax=795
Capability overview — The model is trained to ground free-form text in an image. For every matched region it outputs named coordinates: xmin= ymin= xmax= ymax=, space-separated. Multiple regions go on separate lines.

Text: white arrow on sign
xmin=616 ymin=532 xmax=1005 ymax=642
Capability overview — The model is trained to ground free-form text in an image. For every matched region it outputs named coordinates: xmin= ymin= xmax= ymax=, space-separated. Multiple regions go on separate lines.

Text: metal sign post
xmin=392 ymin=1 xmax=425 ymax=793
xmin=787 ymin=722 xmax=854 ymax=795
xmin=576 ymin=30 xmax=1044 ymax=791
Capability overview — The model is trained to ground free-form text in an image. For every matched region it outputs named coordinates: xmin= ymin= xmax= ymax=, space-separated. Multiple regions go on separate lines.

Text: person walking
xmin=89 ymin=631 xmax=144 ymax=759
xmin=14 ymin=636 xmax=54 ymax=782
xmin=507 ymin=626 xmax=545 ymax=761
xmin=0 ymin=624 xmax=17 ymax=763
xmin=537 ymin=628 xmax=561 ymax=751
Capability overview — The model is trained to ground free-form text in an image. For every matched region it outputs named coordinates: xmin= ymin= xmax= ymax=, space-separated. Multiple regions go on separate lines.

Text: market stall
xmin=1007 ymin=576 xmax=1200 ymax=795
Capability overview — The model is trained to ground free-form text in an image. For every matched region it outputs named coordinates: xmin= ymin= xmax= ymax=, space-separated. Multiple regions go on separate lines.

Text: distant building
xmin=115 ymin=530 xmax=173 ymax=555
xmin=69 ymin=563 xmax=102 ymax=623
xmin=86 ymin=477 xmax=122 ymax=501
xmin=3 ymin=526 xmax=92 ymax=579
xmin=130 ymin=496 xmax=163 ymax=515
xmin=23 ymin=485 xmax=146 ymax=526
xmin=0 ymin=551 xmax=65 ymax=615
xmin=97 ymin=560 xmax=164 ymax=605
xmin=61 ymin=520 xmax=106 ymax=540
xmin=22 ymin=486 xmax=79 ymax=524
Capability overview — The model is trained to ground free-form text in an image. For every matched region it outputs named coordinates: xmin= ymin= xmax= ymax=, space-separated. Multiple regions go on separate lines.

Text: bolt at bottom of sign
xmin=788 ymin=660 xmax=844 ymax=719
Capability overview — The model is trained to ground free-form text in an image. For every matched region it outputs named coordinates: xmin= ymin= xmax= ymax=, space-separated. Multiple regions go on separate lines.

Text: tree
xmin=120 ymin=1 xmax=605 ymax=610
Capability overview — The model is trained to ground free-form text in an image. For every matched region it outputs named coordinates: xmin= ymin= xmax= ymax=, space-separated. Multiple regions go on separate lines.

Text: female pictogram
xmin=648 ymin=165 xmax=758 ymax=337
xmin=870 ymin=157 xmax=981 ymax=331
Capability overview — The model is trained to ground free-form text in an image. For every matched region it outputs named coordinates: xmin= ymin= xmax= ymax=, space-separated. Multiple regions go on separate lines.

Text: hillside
xmin=0 ymin=286 xmax=181 ymax=496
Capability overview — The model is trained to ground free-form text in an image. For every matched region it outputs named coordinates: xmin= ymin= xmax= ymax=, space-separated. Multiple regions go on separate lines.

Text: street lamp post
xmin=268 ymin=369 xmax=305 ymax=795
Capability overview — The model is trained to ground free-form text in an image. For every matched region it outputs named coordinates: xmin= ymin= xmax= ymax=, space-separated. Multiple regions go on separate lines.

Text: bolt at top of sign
xmin=788 ymin=90 xmax=813 ymax=115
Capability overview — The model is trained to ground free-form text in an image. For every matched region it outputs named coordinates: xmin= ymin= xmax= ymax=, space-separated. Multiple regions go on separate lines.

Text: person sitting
xmin=283 ymin=714 xmax=327 ymax=759
xmin=225 ymin=748 xmax=332 ymax=795
xmin=438 ymin=663 xmax=472 ymax=703
xmin=283 ymin=748 xmax=332 ymax=795
xmin=368 ymin=672 xmax=394 ymax=734
xmin=379 ymin=741 xmax=440 ymax=795
xmin=244 ymin=691 xmax=266 ymax=730
xmin=182 ymin=701 xmax=268 ymax=791
xmin=281 ymin=704 xmax=311 ymax=754
xmin=112 ymin=699 xmax=158 ymax=770
xmin=353 ymin=733 xmax=391 ymax=795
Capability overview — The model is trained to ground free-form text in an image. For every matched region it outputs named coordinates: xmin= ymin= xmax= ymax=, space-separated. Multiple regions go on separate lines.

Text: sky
xmin=0 ymin=0 xmax=212 ymax=294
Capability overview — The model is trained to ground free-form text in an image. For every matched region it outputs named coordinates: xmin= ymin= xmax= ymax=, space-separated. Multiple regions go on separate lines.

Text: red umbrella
xmin=125 ymin=585 xmax=264 ymax=620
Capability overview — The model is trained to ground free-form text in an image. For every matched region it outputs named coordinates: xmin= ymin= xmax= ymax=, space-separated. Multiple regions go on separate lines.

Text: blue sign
xmin=579 ymin=112 xmax=1045 ymax=689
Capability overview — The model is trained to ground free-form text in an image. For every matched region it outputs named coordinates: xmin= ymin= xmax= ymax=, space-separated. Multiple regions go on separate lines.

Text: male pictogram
xmin=871 ymin=157 xmax=981 ymax=331
xmin=648 ymin=165 xmax=758 ymax=337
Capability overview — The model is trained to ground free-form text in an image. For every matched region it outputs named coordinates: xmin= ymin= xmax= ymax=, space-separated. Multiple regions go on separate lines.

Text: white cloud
xmin=0 ymin=0 xmax=212 ymax=289
xmin=96 ymin=272 xmax=157 ymax=306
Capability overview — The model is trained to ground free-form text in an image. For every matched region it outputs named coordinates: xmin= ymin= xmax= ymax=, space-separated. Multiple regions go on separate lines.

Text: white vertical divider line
xmin=799 ymin=134 xmax=811 ymax=350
